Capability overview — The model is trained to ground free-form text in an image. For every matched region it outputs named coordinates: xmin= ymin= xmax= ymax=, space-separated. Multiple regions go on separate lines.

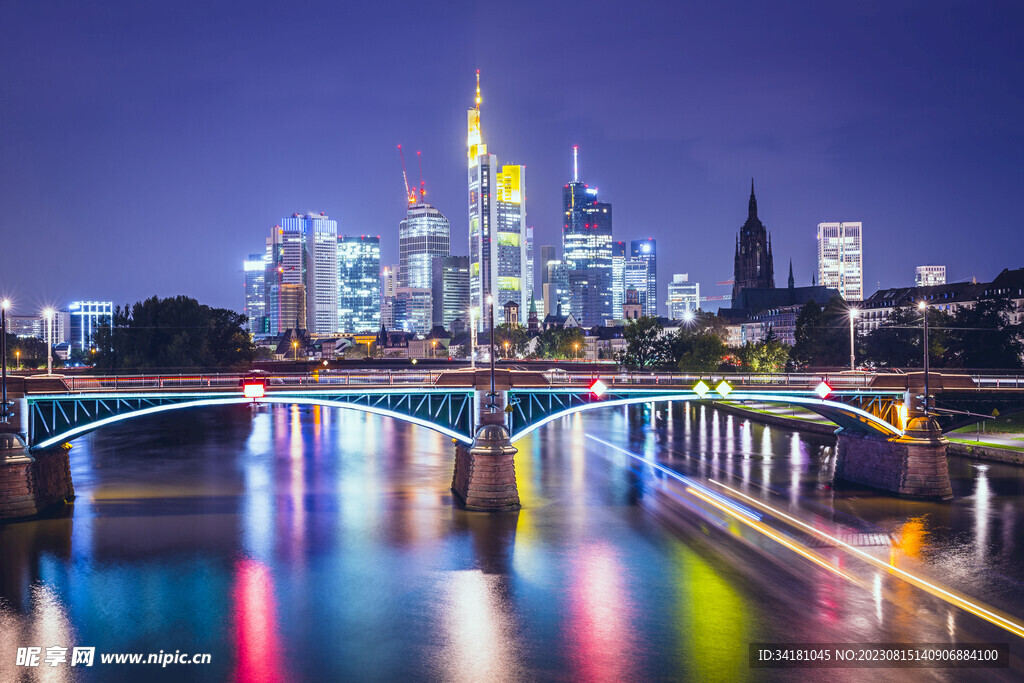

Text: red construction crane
xmin=397 ymin=145 xmax=416 ymax=206
xmin=416 ymin=151 xmax=426 ymax=202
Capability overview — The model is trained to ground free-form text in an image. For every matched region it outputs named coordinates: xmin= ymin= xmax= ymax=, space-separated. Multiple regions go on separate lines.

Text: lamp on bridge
xmin=918 ymin=301 xmax=930 ymax=415
xmin=487 ymin=295 xmax=497 ymax=411
xmin=42 ymin=308 xmax=54 ymax=376
xmin=1 ymin=299 xmax=10 ymax=422
xmin=848 ymin=307 xmax=859 ymax=371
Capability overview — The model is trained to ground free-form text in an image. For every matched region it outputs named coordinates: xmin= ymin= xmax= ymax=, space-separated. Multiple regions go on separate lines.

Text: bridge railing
xmin=58 ymin=371 xmax=446 ymax=392
xmin=543 ymin=371 xmax=879 ymax=388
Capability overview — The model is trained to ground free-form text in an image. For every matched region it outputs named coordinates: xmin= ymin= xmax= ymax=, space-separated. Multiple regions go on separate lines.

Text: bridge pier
xmin=1 ymin=397 xmax=76 ymax=520
xmin=451 ymin=405 xmax=521 ymax=511
xmin=834 ymin=416 xmax=952 ymax=500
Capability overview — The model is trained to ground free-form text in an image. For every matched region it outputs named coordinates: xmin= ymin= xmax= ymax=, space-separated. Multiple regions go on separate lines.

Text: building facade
xmin=915 ymin=265 xmax=946 ymax=287
xmin=432 ymin=256 xmax=471 ymax=332
xmin=337 ymin=235 xmax=381 ymax=333
xmin=243 ymin=253 xmax=268 ymax=335
xmin=68 ymin=301 xmax=113 ymax=351
xmin=394 ymin=287 xmax=432 ymax=335
xmin=269 ymin=212 xmax=338 ymax=334
xmin=467 ymin=72 xmax=529 ymax=327
xmin=817 ymin=221 xmax=863 ymax=301
xmin=399 ymin=203 xmax=450 ymax=290
xmin=630 ymin=238 xmax=657 ymax=317
xmin=562 ymin=147 xmax=613 ymax=326
xmin=667 ymin=274 xmax=700 ymax=320
xmin=733 ymin=180 xmax=774 ymax=303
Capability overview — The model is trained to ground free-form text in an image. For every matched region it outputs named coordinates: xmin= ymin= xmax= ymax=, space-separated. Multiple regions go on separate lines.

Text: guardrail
xmin=57 ymin=371 xmax=448 ymax=392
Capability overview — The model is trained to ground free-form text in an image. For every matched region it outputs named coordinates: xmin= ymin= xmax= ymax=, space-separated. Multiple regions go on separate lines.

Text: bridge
xmin=3 ymin=368 xmax=1024 ymax=517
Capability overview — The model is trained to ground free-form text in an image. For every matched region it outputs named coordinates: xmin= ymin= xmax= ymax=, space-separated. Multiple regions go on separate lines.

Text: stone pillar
xmin=834 ymin=416 xmax=952 ymax=500
xmin=451 ymin=423 xmax=521 ymax=511
xmin=0 ymin=438 xmax=76 ymax=520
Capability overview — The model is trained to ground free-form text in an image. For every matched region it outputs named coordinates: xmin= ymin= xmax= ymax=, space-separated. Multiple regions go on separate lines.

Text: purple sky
xmin=2 ymin=0 xmax=1022 ymax=314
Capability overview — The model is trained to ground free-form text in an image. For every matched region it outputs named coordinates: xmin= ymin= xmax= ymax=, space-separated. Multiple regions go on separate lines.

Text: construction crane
xmin=397 ymin=145 xmax=417 ymax=206
xmin=416 ymin=151 xmax=426 ymax=202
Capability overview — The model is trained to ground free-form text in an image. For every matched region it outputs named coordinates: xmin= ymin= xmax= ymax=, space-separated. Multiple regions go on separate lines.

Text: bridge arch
xmin=31 ymin=396 xmax=475 ymax=451
xmin=508 ymin=392 xmax=903 ymax=442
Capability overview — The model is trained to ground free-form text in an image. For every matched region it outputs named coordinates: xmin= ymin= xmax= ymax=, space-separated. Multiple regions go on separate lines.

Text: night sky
xmin=2 ymin=0 xmax=1022 ymax=314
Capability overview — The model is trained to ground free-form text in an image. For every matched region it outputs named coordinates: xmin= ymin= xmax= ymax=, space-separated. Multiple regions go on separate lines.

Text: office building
xmin=562 ymin=146 xmax=613 ymax=326
xmin=394 ymin=287 xmax=432 ymax=335
xmin=630 ymin=239 xmax=657 ymax=317
xmin=400 ymin=203 xmax=450 ymax=289
xmin=611 ymin=241 xmax=626 ymax=320
xmin=380 ymin=264 xmax=399 ymax=329
xmin=816 ymin=221 xmax=863 ymax=301
xmin=624 ymin=258 xmax=649 ymax=313
xmin=667 ymin=274 xmax=700 ymax=319
xmin=467 ymin=72 xmax=529 ymax=327
xmin=68 ymin=301 xmax=113 ymax=351
xmin=337 ymin=235 xmax=381 ymax=333
xmin=916 ymin=265 xmax=946 ymax=287
xmin=432 ymin=256 xmax=471 ymax=331
xmin=243 ymin=253 xmax=268 ymax=335
xmin=276 ymin=212 xmax=338 ymax=334
xmin=543 ymin=260 xmax=570 ymax=321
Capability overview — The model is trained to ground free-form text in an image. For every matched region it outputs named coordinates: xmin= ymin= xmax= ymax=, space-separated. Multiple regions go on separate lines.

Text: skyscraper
xmin=399 ymin=202 xmax=450 ymax=290
xmin=667 ymin=274 xmax=700 ymax=319
xmin=68 ymin=301 xmax=112 ymax=351
xmin=394 ymin=287 xmax=432 ymax=335
xmin=337 ymin=235 xmax=381 ymax=333
xmin=467 ymin=72 xmax=529 ymax=327
xmin=630 ymin=239 xmax=657 ymax=317
xmin=562 ymin=146 xmax=613 ymax=326
xmin=733 ymin=180 xmax=774 ymax=303
xmin=380 ymin=264 xmax=399 ymax=329
xmin=624 ymin=258 xmax=649 ymax=315
xmin=271 ymin=212 xmax=339 ymax=334
xmin=916 ymin=265 xmax=946 ymax=287
xmin=611 ymin=241 xmax=626 ymax=320
xmin=816 ymin=221 xmax=863 ymax=301
xmin=432 ymin=256 xmax=470 ymax=332
xmin=243 ymin=253 xmax=268 ymax=335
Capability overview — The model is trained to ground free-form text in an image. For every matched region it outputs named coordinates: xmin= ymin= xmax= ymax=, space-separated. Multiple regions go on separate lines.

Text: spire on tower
xmin=475 ymin=69 xmax=481 ymax=110
xmin=573 ymin=145 xmax=578 ymax=182
xmin=788 ymin=258 xmax=794 ymax=289
xmin=748 ymin=177 xmax=758 ymax=219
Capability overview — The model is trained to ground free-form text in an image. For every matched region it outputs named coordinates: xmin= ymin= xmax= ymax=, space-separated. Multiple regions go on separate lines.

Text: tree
xmin=494 ymin=323 xmax=530 ymax=358
xmin=619 ymin=316 xmax=663 ymax=369
xmin=675 ymin=329 xmax=729 ymax=371
xmin=861 ymin=306 xmax=951 ymax=369
xmin=535 ymin=326 xmax=586 ymax=359
xmin=738 ymin=332 xmax=790 ymax=372
xmin=945 ymin=295 xmax=1023 ymax=369
xmin=790 ymin=297 xmax=855 ymax=369
xmin=92 ymin=296 xmax=254 ymax=369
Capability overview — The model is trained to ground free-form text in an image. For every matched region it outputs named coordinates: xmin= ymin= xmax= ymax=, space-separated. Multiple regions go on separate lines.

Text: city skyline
xmin=2 ymin=2 xmax=1023 ymax=312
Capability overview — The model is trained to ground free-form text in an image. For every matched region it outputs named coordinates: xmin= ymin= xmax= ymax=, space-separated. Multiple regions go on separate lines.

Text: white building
xmin=816 ymin=221 xmax=863 ymax=301
xmin=915 ymin=265 xmax=946 ymax=287
xmin=270 ymin=212 xmax=339 ymax=334
xmin=666 ymin=273 xmax=700 ymax=320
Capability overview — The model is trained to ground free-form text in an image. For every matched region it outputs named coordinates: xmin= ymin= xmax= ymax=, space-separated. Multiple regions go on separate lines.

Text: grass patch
xmin=952 ymin=411 xmax=1024 ymax=435
xmin=947 ymin=437 xmax=1024 ymax=453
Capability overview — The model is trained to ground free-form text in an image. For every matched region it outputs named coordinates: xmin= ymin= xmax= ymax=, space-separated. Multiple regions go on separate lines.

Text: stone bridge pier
xmin=834 ymin=374 xmax=952 ymax=500
xmin=1 ymin=392 xmax=76 ymax=520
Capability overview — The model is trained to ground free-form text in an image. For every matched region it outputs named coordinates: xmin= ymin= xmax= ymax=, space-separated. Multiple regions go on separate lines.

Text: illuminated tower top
xmin=467 ymin=70 xmax=486 ymax=165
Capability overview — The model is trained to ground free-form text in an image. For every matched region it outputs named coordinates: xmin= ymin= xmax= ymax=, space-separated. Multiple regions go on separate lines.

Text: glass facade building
xmin=275 ymin=212 xmax=338 ymax=334
xmin=394 ymin=287 xmax=432 ymax=335
xmin=432 ymin=256 xmax=470 ymax=332
xmin=562 ymin=148 xmax=613 ymax=327
xmin=243 ymin=253 xmax=268 ymax=335
xmin=337 ymin=235 xmax=381 ymax=333
xmin=630 ymin=239 xmax=657 ymax=317
xmin=68 ymin=301 xmax=113 ymax=351
xmin=667 ymin=273 xmax=700 ymax=319
xmin=399 ymin=203 xmax=450 ymax=290
xmin=816 ymin=221 xmax=863 ymax=301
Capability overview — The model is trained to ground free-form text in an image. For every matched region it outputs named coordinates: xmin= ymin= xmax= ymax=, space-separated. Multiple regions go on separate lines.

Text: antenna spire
xmin=573 ymin=145 xmax=578 ymax=182
xmin=475 ymin=69 xmax=481 ymax=110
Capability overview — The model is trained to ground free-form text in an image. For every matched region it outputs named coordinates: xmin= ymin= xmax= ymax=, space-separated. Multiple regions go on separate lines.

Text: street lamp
xmin=848 ymin=308 xmax=859 ymax=371
xmin=918 ymin=301 xmax=929 ymax=415
xmin=1 ymin=299 xmax=9 ymax=421
xmin=292 ymin=340 xmax=299 ymax=362
xmin=487 ymin=294 xmax=496 ymax=411
xmin=43 ymin=308 xmax=54 ymax=375
xmin=469 ymin=306 xmax=477 ymax=369
xmin=432 ymin=339 xmax=438 ymax=359
xmin=574 ymin=342 xmax=580 ymax=362
xmin=503 ymin=340 xmax=509 ymax=359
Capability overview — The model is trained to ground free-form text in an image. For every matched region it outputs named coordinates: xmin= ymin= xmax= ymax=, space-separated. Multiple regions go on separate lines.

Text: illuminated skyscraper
xmin=68 ymin=301 xmax=112 ymax=351
xmin=611 ymin=241 xmax=626 ymax=318
xmin=562 ymin=146 xmax=613 ymax=326
xmin=243 ymin=253 xmax=268 ymax=335
xmin=667 ymin=274 xmax=700 ymax=319
xmin=400 ymin=203 xmax=450 ymax=289
xmin=432 ymin=256 xmax=471 ymax=331
xmin=271 ymin=212 xmax=339 ymax=334
xmin=630 ymin=238 xmax=657 ymax=317
xmin=816 ymin=221 xmax=863 ymax=301
xmin=337 ymin=235 xmax=381 ymax=333
xmin=467 ymin=71 xmax=528 ymax=327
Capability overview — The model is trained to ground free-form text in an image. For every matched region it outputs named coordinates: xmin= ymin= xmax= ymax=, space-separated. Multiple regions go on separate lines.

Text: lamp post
xmin=1 ymin=299 xmax=9 ymax=421
xmin=469 ymin=307 xmax=477 ymax=369
xmin=432 ymin=339 xmax=438 ymax=359
xmin=503 ymin=340 xmax=509 ymax=359
xmin=16 ymin=351 xmax=21 ymax=370
xmin=574 ymin=342 xmax=580 ymax=362
xmin=292 ymin=340 xmax=299 ymax=362
xmin=487 ymin=294 xmax=496 ymax=411
xmin=848 ymin=308 xmax=859 ymax=371
xmin=43 ymin=308 xmax=54 ymax=375
xmin=918 ymin=301 xmax=929 ymax=415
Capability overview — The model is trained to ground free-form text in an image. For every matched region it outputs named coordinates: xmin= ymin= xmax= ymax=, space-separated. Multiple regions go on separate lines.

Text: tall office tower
xmin=525 ymin=226 xmax=535 ymax=311
xmin=467 ymin=72 xmax=529 ymax=327
xmin=543 ymin=260 xmax=570 ymax=319
xmin=624 ymin=258 xmax=649 ymax=314
xmin=733 ymin=179 xmax=775 ymax=302
xmin=611 ymin=241 xmax=626 ymax=317
xmin=539 ymin=245 xmax=557 ymax=287
xmin=562 ymin=146 xmax=613 ymax=326
xmin=278 ymin=284 xmax=306 ymax=330
xmin=400 ymin=202 xmax=450 ymax=290
xmin=243 ymin=253 xmax=268 ymax=335
xmin=394 ymin=287 xmax=432 ymax=335
xmin=816 ymin=221 xmax=863 ymax=301
xmin=916 ymin=265 xmax=946 ymax=287
xmin=667 ymin=274 xmax=700 ymax=319
xmin=337 ymin=235 xmax=381 ymax=333
xmin=68 ymin=301 xmax=112 ymax=350
xmin=380 ymin=264 xmax=400 ymax=329
xmin=630 ymin=238 xmax=657 ymax=316
xmin=271 ymin=212 xmax=339 ymax=334
xmin=432 ymin=256 xmax=471 ymax=331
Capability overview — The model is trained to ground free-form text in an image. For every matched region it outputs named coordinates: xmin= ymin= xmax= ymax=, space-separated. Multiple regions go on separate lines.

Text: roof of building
xmin=862 ymin=281 xmax=981 ymax=309
xmin=723 ymin=285 xmax=840 ymax=319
